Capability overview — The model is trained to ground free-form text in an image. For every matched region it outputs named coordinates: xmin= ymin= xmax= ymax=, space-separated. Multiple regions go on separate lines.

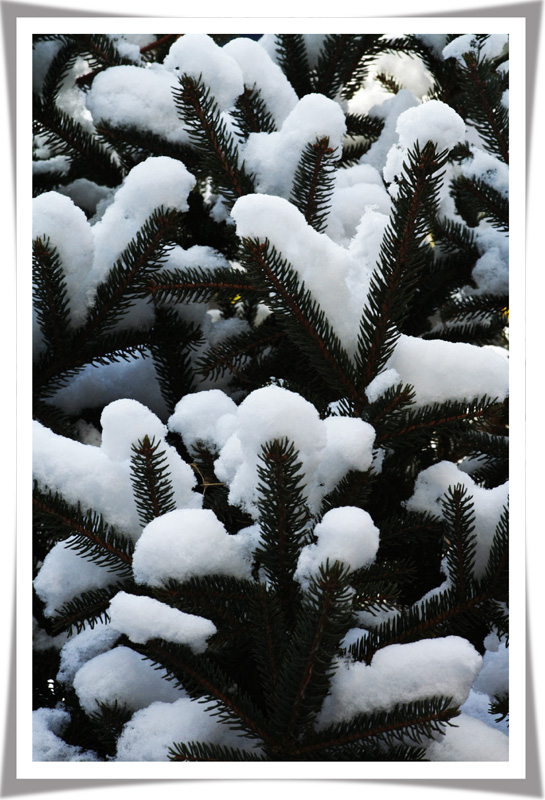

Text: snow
xmin=33 ymin=708 xmax=99 ymax=762
xmin=442 ymin=34 xmax=509 ymax=65
xmin=73 ymin=645 xmax=185 ymax=714
xmin=33 ymin=540 xmax=119 ymax=619
xmin=295 ymin=507 xmax=379 ymax=588
xmin=223 ymin=36 xmax=298 ymax=128
xmin=115 ymin=696 xmax=261 ymax=761
xmin=33 ymin=192 xmax=95 ymax=329
xmin=90 ymin=156 xmax=196 ymax=293
xmin=231 ymin=195 xmax=374 ymax=356
xmin=168 ymin=389 xmax=238 ymax=452
xmin=108 ymin=591 xmax=216 ymax=653
xmin=163 ymin=34 xmax=244 ymax=112
xmin=426 ymin=713 xmax=509 ymax=760
xmin=394 ymin=99 xmax=466 ymax=153
xmin=318 ymin=636 xmax=482 ymax=729
xmin=242 ymin=93 xmax=346 ymax=198
xmin=405 ymin=461 xmax=509 ymax=579
xmin=57 ymin=621 xmax=121 ymax=685
xmin=33 ymin=400 xmax=200 ymax=549
xmin=131 ymin=508 xmax=252 ymax=587
xmin=85 ymin=64 xmax=189 ymax=144
xmin=209 ymin=386 xmax=376 ymax=516
xmin=461 ymin=146 xmax=509 ymax=199
xmin=364 ymin=368 xmax=401 ymax=403
xmin=386 ymin=334 xmax=509 ymax=407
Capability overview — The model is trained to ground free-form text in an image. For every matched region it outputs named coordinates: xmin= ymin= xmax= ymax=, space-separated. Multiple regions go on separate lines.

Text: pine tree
xmin=32 ymin=32 xmax=509 ymax=763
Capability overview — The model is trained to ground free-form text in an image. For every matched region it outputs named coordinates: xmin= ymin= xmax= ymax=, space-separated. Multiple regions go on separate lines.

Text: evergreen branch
xmin=247 ymin=585 xmax=287 ymax=706
xmin=459 ymin=49 xmax=509 ymax=164
xmin=172 ymin=74 xmax=255 ymax=203
xmin=151 ymin=575 xmax=255 ymax=636
xmin=128 ymin=639 xmax=271 ymax=744
xmin=146 ymin=265 xmax=263 ymax=305
xmin=169 ymin=741 xmax=265 ymax=761
xmin=253 ymin=439 xmax=312 ymax=624
xmin=32 ymin=237 xmax=71 ymax=356
xmin=196 ymin=320 xmax=286 ymax=384
xmin=441 ymin=484 xmax=478 ymax=601
xmin=269 ymin=561 xmax=355 ymax=743
xmin=130 ymin=435 xmax=177 ymax=527
xmin=480 ymin=502 xmax=508 ymax=600
xmin=239 ymin=238 xmax=360 ymax=401
xmin=275 ymin=35 xmax=312 ymax=98
xmin=344 ymin=112 xmax=385 ymax=140
xmin=450 ymin=175 xmax=509 ymax=231
xmin=39 ymin=39 xmax=80 ymax=102
xmin=440 ymin=293 xmax=508 ymax=324
xmin=231 ymin=85 xmax=277 ymax=138
xmin=374 ymin=395 xmax=501 ymax=450
xmin=33 ymin=326 xmax=154 ymax=398
xmin=33 ymin=93 xmax=122 ymax=186
xmin=51 ymin=582 xmax=132 ymax=635
xmin=355 ymin=142 xmax=449 ymax=402
xmin=319 ymin=468 xmax=376 ymax=517
xmin=289 ymin=137 xmax=339 ymax=233
xmin=291 ymin=697 xmax=459 ymax=757
xmin=95 ymin=119 xmax=199 ymax=174
xmin=80 ymin=207 xmax=182 ymax=338
xmin=431 ymin=216 xmax=479 ymax=257
xmin=33 ymin=485 xmax=134 ymax=576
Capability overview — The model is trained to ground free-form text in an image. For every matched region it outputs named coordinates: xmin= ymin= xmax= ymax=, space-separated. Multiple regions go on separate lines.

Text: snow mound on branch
xmin=163 ymin=33 xmax=244 ymax=110
xmin=395 ymin=99 xmax=466 ymax=153
xmin=295 ymin=506 xmax=380 ymax=588
xmin=426 ymin=713 xmax=509 ymax=760
xmin=168 ymin=389 xmax=238 ymax=452
xmin=386 ymin=334 xmax=509 ymax=406
xmin=442 ymin=34 xmax=509 ymax=64
xmin=132 ymin=508 xmax=252 ymax=586
xmin=115 ymin=697 xmax=261 ymax=761
xmin=223 ymin=36 xmax=298 ymax=127
xmin=174 ymin=386 xmax=375 ymax=517
xmin=85 ymin=65 xmax=188 ymax=144
xmin=242 ymin=93 xmax=346 ymax=198
xmin=231 ymin=194 xmax=376 ymax=356
xmin=33 ymin=708 xmax=99 ymax=761
xmin=406 ymin=461 xmax=508 ymax=579
xmin=317 ymin=636 xmax=482 ymax=728
xmin=73 ymin=645 xmax=185 ymax=714
xmin=33 ymin=192 xmax=95 ymax=330
xmin=57 ymin=621 xmax=120 ymax=686
xmin=109 ymin=591 xmax=216 ymax=653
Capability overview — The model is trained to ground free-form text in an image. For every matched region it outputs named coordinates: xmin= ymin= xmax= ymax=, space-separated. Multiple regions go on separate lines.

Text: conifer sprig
xmin=33 ymin=485 xmax=135 ymax=576
xmin=239 ymin=238 xmax=360 ymax=402
xmin=32 ymin=237 xmax=71 ymax=356
xmin=130 ymin=435 xmax=177 ymax=527
xmin=289 ymin=137 xmax=339 ymax=233
xmin=172 ymin=74 xmax=256 ymax=203
xmin=355 ymin=142 xmax=450 ymax=402
xmin=441 ymin=485 xmax=478 ymax=601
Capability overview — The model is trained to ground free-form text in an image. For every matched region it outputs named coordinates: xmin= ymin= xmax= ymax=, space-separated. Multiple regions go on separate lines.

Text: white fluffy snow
xmin=317 ymin=636 xmax=482 ymax=728
xmin=231 ymin=194 xmax=375 ymax=356
xmin=132 ymin=508 xmax=252 ymax=587
xmin=85 ymin=64 xmax=189 ymax=144
xmin=442 ymin=34 xmax=509 ymax=65
xmin=295 ymin=506 xmax=380 ymax=588
xmin=57 ymin=620 xmax=121 ymax=685
xmin=426 ymin=713 xmax=509 ymax=760
xmin=386 ymin=334 xmax=509 ymax=406
xmin=115 ymin=696 xmax=261 ymax=761
xmin=73 ymin=645 xmax=185 ymax=714
xmin=33 ymin=192 xmax=95 ymax=329
xmin=406 ymin=461 xmax=509 ymax=579
xmin=242 ymin=94 xmax=346 ymax=198
xmin=168 ymin=389 xmax=238 ymax=452
xmin=108 ymin=591 xmax=216 ymax=652
xmin=223 ymin=36 xmax=298 ymax=128
xmin=395 ymin=99 xmax=466 ymax=153
xmin=205 ymin=386 xmax=376 ymax=516
xmin=33 ymin=708 xmax=99 ymax=761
